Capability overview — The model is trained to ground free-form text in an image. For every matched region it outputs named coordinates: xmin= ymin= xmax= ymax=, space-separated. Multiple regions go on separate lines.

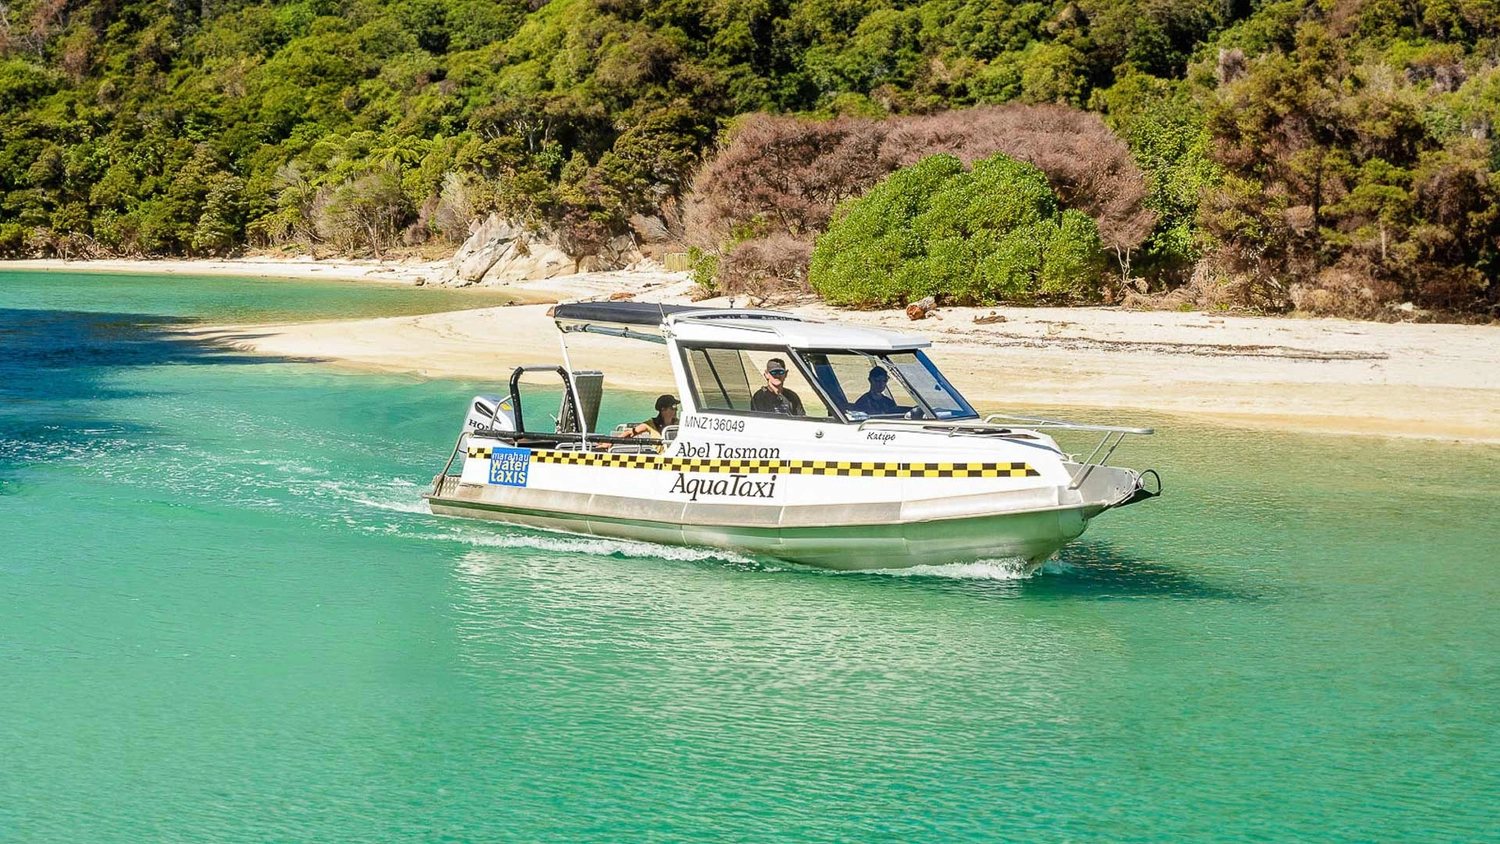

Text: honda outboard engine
xmin=464 ymin=395 xmax=515 ymax=433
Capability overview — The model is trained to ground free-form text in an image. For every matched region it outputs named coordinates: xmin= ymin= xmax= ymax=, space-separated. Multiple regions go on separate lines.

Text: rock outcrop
xmin=628 ymin=213 xmax=670 ymax=243
xmin=440 ymin=214 xmax=645 ymax=286
xmin=578 ymin=234 xmax=645 ymax=273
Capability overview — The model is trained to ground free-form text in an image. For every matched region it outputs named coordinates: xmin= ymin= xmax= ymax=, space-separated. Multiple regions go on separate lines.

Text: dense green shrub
xmin=809 ymin=154 xmax=1104 ymax=306
xmin=0 ymin=223 xmax=28 ymax=256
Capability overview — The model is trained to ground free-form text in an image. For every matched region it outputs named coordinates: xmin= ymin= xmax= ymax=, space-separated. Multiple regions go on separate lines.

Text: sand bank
xmin=0 ymin=256 xmax=447 ymax=284
xmin=188 ymin=269 xmax=1500 ymax=444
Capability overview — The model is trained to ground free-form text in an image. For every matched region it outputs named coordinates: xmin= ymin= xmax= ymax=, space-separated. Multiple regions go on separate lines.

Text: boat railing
xmin=980 ymin=414 xmax=1153 ymax=491
xmin=858 ymin=414 xmax=1152 ymax=492
xmin=432 ymin=430 xmax=469 ymax=496
xmin=980 ymin=413 xmax=1154 ymax=437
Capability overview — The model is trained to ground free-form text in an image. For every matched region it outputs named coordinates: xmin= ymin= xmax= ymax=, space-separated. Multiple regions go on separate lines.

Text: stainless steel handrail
xmin=976 ymin=415 xmax=1154 ymax=491
xmin=431 ymin=431 xmax=469 ymax=496
xmin=982 ymin=413 xmax=1154 ymax=436
xmin=963 ymin=414 xmax=1154 ymax=491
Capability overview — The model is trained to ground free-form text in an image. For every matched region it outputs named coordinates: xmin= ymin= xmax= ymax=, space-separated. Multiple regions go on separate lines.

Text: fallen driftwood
xmin=974 ymin=311 xmax=1006 ymax=325
xmin=906 ymin=296 xmax=936 ymax=320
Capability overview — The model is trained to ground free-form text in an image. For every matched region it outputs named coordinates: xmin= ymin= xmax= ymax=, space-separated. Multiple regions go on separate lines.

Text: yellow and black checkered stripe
xmin=521 ymin=450 xmax=1037 ymax=478
xmin=467 ymin=446 xmax=493 ymax=459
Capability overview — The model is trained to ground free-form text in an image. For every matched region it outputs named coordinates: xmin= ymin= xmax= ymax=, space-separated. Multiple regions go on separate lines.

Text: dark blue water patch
xmin=0 ymin=308 xmax=303 ymax=494
xmin=1038 ymin=539 xmax=1266 ymax=601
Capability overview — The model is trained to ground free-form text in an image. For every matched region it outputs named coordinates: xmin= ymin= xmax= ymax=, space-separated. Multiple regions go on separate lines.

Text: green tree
xmin=193 ymin=175 xmax=248 ymax=255
xmin=1124 ymin=93 xmax=1220 ymax=283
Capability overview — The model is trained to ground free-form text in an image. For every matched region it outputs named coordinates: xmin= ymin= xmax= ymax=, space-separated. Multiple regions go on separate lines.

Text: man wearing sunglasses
xmin=750 ymin=357 xmax=806 ymax=416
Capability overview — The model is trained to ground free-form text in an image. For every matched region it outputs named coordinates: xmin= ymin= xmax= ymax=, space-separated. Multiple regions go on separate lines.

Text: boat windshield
xmin=798 ymin=350 xmax=979 ymax=421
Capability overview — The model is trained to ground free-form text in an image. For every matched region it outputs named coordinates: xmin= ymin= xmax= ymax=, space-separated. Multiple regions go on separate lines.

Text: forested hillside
xmin=2 ymin=0 xmax=1498 ymax=316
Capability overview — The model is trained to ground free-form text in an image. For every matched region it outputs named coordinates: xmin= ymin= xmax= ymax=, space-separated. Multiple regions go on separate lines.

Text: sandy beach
xmin=175 ymin=267 xmax=1500 ymax=444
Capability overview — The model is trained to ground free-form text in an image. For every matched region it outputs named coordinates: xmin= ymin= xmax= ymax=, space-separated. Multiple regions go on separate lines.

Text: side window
xmin=684 ymin=347 xmax=753 ymax=410
xmin=682 ymin=346 xmax=832 ymax=420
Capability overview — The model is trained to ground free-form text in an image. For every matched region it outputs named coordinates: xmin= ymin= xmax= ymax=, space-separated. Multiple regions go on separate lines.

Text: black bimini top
xmin=548 ymin=301 xmax=700 ymax=327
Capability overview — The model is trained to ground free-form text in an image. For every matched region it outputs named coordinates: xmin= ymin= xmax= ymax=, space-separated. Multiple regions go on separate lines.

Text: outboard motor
xmin=465 ymin=395 xmax=515 ymax=433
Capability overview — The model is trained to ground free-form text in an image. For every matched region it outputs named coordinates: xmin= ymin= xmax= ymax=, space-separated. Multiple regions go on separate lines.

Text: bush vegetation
xmin=809 ymin=153 xmax=1104 ymax=305
xmin=0 ymin=0 xmax=1497 ymax=317
xmin=688 ymin=104 xmax=1152 ymax=299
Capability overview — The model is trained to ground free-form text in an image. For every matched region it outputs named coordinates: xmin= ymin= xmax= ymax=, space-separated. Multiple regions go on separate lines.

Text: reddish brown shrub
xmin=686 ymin=114 xmax=888 ymax=245
xmin=717 ymin=233 xmax=816 ymax=300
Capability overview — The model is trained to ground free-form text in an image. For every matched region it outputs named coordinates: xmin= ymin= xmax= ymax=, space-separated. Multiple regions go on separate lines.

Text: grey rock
xmin=440 ymin=214 xmax=645 ymax=285
xmin=629 ymin=214 xmax=670 ymax=243
xmin=444 ymin=214 xmax=524 ymax=285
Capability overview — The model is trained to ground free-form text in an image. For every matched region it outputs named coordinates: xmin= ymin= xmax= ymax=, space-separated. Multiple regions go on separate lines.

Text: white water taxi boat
xmin=425 ymin=303 xmax=1160 ymax=571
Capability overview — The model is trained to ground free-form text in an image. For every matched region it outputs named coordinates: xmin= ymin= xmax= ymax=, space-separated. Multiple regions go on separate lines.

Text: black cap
xmin=766 ymin=357 xmax=787 ymax=370
xmin=869 ymin=366 xmax=889 ymax=381
xmin=655 ymin=394 xmax=679 ymax=411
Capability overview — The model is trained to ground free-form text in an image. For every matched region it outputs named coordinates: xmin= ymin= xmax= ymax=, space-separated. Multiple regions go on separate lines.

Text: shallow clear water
xmin=2 ymin=272 xmax=1498 ymax=842
xmin=0 ymin=269 xmax=523 ymax=322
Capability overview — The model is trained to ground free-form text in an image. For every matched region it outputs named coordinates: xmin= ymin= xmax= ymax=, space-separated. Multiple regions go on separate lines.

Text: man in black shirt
xmin=750 ymin=357 xmax=805 ymax=416
xmin=852 ymin=366 xmax=901 ymax=416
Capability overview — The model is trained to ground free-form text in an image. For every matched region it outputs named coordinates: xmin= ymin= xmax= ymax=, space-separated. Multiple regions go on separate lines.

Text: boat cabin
xmin=521 ymin=303 xmax=983 ymax=448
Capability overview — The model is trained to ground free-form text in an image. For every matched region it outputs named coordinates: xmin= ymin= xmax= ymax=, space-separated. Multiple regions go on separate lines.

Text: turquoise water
xmin=2 ymin=272 xmax=1498 ymax=842
xmin=0 ymin=269 xmax=523 ymax=322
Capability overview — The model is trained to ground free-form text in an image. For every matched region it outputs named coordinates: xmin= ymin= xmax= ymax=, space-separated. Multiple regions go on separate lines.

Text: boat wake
xmin=338 ymin=478 xmax=431 ymax=514
xmin=393 ymin=517 xmax=1050 ymax=580
xmin=858 ymin=558 xmax=1043 ymax=581
xmin=399 ymin=525 xmax=765 ymax=567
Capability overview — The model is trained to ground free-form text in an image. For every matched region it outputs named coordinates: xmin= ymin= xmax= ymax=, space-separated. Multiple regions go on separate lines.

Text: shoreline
xmin=8 ymin=258 xmax=1494 ymax=443
xmin=0 ymin=256 xmax=446 ymax=284
xmin=186 ymin=270 xmax=1500 ymax=445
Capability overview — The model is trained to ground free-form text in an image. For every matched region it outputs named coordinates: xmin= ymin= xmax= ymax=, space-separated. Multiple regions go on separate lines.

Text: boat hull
xmin=425 ymin=489 xmax=1090 ymax=570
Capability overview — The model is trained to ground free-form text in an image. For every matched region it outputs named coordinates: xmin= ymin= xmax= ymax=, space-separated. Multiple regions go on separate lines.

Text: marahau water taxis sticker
xmin=487 ymin=447 xmax=531 ymax=487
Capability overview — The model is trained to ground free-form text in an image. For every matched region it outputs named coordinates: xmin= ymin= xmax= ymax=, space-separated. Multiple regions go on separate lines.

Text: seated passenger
xmin=750 ymin=358 xmax=805 ymax=416
xmin=851 ymin=366 xmax=901 ymax=416
xmin=619 ymin=394 xmax=680 ymax=439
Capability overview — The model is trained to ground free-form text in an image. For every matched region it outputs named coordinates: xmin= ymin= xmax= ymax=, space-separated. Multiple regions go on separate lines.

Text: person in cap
xmin=621 ymin=394 xmax=680 ymax=438
xmin=750 ymin=357 xmax=805 ymax=416
xmin=851 ymin=366 xmax=901 ymax=416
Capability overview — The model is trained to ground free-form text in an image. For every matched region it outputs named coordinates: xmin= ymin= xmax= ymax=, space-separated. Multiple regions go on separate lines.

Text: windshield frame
xmin=796 ymin=348 xmax=980 ymax=423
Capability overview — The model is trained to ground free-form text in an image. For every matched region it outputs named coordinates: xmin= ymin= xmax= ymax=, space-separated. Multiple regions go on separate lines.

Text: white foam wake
xmin=404 ymin=526 xmax=762 ymax=566
xmin=294 ymin=476 xmax=431 ymax=514
xmin=862 ymin=558 xmax=1041 ymax=580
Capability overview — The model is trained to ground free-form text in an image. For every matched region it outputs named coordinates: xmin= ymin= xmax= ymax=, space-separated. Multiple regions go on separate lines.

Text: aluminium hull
xmin=424 ymin=490 xmax=1091 ymax=571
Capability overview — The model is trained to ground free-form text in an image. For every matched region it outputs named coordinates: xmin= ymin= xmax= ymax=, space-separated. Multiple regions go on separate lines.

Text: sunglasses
xmin=767 ymin=369 xmax=788 ymax=377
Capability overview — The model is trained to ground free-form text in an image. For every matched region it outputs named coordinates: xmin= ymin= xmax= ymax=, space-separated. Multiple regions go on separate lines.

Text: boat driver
xmin=750 ymin=357 xmax=805 ymax=416
xmin=851 ymin=366 xmax=901 ymax=416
